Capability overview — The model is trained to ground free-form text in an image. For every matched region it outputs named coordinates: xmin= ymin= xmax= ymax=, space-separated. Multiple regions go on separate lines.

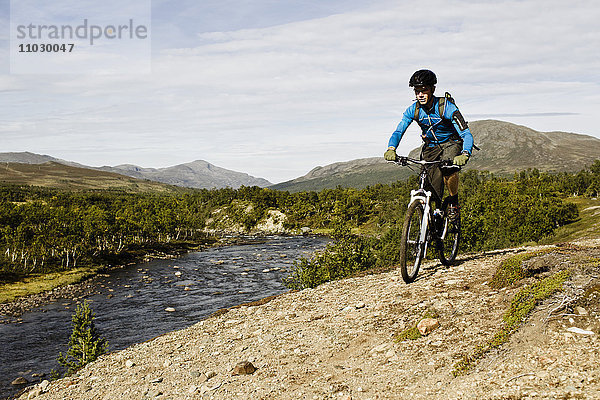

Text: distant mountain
xmin=0 ymin=153 xmax=272 ymax=190
xmin=0 ymin=151 xmax=62 ymax=164
xmin=99 ymin=160 xmax=271 ymax=189
xmin=0 ymin=161 xmax=184 ymax=193
xmin=271 ymin=120 xmax=600 ymax=192
xmin=464 ymin=120 xmax=600 ymax=174
xmin=269 ymin=158 xmax=412 ymax=192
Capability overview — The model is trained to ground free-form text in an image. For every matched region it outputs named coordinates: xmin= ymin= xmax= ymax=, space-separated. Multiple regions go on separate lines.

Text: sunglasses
xmin=413 ymin=87 xmax=432 ymax=94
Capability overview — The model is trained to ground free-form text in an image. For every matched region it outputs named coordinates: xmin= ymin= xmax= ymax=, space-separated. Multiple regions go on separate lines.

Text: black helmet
xmin=409 ymin=69 xmax=437 ymax=87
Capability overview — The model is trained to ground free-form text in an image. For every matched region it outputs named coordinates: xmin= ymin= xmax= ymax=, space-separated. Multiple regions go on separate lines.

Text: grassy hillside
xmin=271 ymin=160 xmax=414 ymax=192
xmin=540 ymin=197 xmax=600 ymax=244
xmin=0 ymin=162 xmax=186 ymax=193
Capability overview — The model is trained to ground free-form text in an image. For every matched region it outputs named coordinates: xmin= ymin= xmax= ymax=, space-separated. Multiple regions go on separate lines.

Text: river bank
xmin=0 ymin=238 xmax=220 ymax=321
xmin=1 ymin=236 xmax=328 ymax=399
xmin=14 ymin=239 xmax=600 ymax=400
xmin=0 ymin=233 xmax=303 ymax=322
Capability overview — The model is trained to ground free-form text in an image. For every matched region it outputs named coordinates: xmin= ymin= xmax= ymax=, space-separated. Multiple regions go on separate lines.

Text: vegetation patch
xmin=452 ymin=268 xmax=571 ymax=376
xmin=283 ymin=224 xmax=379 ymax=290
xmin=0 ymin=267 xmax=98 ymax=304
xmin=488 ymin=248 xmax=555 ymax=289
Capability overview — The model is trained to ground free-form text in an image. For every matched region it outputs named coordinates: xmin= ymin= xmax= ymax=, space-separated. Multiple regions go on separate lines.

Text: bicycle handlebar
xmin=391 ymin=156 xmax=455 ymax=168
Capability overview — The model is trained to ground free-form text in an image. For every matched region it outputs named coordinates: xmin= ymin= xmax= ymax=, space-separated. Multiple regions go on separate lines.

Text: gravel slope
xmin=18 ymin=240 xmax=600 ymax=400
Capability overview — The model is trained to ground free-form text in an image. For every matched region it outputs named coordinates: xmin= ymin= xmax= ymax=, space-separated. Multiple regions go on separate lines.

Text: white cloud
xmin=1 ymin=0 xmax=599 ymax=182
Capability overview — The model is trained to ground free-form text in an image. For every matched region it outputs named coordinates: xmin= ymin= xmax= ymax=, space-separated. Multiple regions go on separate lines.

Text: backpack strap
xmin=415 ymin=92 xmax=453 ymax=120
xmin=438 ymin=97 xmax=446 ymax=118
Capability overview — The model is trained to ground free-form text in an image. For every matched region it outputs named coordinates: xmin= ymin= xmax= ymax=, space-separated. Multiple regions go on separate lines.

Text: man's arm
xmin=388 ymin=103 xmax=416 ymax=148
xmin=445 ymin=102 xmax=473 ymax=154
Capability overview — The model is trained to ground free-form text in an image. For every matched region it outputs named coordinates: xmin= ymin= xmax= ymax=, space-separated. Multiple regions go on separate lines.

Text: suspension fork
xmin=409 ymin=189 xmax=432 ymax=256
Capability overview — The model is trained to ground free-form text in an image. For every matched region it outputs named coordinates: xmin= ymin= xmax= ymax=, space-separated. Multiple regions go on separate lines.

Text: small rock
xmin=125 ymin=360 xmax=135 ymax=368
xmin=574 ymin=306 xmax=589 ymax=316
xmin=355 ymin=302 xmax=366 ymax=309
xmin=39 ymin=380 xmax=50 ymax=391
xmin=567 ymin=327 xmax=594 ymax=335
xmin=206 ymin=371 xmax=217 ymax=380
xmin=174 ymin=271 xmax=182 ymax=277
xmin=232 ymin=361 xmax=256 ymax=375
xmin=417 ymin=318 xmax=440 ymax=336
xmin=300 ymin=227 xmax=312 ymax=235
xmin=165 ymin=307 xmax=176 ymax=312
xmin=191 ymin=371 xmax=208 ymax=383
xmin=564 ymin=332 xmax=575 ymax=342
xmin=184 ymin=287 xmax=192 ymax=291
xmin=27 ymin=388 xmax=42 ymax=399
xmin=12 ymin=377 xmax=28 ymax=385
xmin=371 ymin=343 xmax=390 ymax=354
xmin=444 ymin=279 xmax=461 ymax=285
xmin=538 ymin=355 xmax=556 ymax=366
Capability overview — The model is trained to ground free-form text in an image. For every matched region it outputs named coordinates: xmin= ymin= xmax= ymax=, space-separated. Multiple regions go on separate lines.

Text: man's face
xmin=414 ymin=86 xmax=434 ymax=106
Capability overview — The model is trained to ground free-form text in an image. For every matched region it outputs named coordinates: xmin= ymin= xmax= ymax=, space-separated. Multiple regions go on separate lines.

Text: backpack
xmin=414 ymin=92 xmax=480 ymax=151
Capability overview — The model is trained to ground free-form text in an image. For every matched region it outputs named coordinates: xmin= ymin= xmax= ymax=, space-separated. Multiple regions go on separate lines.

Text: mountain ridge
xmin=0 ymin=153 xmax=272 ymax=190
xmin=270 ymin=120 xmax=600 ymax=192
xmin=3 ymin=120 xmax=599 ymax=192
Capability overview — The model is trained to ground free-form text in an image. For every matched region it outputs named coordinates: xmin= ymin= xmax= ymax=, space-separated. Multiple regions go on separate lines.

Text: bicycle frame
xmin=399 ymin=157 xmax=453 ymax=257
xmin=392 ymin=156 xmax=462 ymax=282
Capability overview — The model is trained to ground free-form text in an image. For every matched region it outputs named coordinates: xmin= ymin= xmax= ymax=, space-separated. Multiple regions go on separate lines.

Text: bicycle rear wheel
xmin=400 ymin=200 xmax=426 ymax=283
xmin=438 ymin=204 xmax=460 ymax=266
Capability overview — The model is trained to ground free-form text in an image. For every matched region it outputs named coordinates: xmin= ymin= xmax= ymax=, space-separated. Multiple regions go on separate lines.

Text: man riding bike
xmin=384 ymin=69 xmax=474 ymax=217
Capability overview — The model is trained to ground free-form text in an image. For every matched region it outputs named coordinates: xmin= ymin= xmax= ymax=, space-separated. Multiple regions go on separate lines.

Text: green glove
xmin=384 ymin=147 xmax=397 ymax=161
xmin=453 ymin=153 xmax=470 ymax=166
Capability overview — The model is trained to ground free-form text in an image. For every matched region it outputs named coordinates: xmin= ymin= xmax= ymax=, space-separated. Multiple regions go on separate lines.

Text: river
xmin=0 ymin=236 xmax=328 ymax=399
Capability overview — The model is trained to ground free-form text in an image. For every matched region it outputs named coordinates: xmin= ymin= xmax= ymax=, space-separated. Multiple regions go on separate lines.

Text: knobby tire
xmin=438 ymin=203 xmax=460 ymax=266
xmin=400 ymin=200 xmax=426 ymax=283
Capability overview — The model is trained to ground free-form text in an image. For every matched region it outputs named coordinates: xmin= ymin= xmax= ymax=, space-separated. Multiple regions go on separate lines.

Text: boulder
xmin=12 ymin=376 xmax=28 ymax=385
xmin=417 ymin=318 xmax=440 ymax=336
xmin=232 ymin=361 xmax=256 ymax=375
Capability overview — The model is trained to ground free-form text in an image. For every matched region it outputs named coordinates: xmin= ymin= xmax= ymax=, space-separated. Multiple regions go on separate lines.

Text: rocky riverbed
xmin=14 ymin=239 xmax=600 ymax=400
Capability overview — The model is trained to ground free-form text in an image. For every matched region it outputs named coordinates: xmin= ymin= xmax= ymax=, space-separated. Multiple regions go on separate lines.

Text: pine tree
xmin=57 ymin=301 xmax=108 ymax=375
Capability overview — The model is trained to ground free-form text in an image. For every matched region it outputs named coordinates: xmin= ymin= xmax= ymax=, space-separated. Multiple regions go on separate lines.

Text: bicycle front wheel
xmin=400 ymin=200 xmax=426 ymax=283
xmin=438 ymin=205 xmax=461 ymax=266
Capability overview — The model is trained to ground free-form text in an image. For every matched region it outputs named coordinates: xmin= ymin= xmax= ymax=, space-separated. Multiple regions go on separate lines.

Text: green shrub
xmin=284 ymin=224 xmax=378 ymax=290
xmin=488 ymin=249 xmax=553 ymax=289
xmin=57 ymin=301 xmax=108 ymax=375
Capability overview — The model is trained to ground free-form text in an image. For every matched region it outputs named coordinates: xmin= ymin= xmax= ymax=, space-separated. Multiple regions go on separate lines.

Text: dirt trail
xmin=18 ymin=240 xmax=600 ymax=400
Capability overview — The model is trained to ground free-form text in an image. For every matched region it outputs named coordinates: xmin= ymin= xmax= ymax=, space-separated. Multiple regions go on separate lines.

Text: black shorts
xmin=420 ymin=140 xmax=462 ymax=202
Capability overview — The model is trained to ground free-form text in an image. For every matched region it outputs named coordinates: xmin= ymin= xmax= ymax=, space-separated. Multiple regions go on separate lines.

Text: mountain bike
xmin=392 ymin=156 xmax=461 ymax=283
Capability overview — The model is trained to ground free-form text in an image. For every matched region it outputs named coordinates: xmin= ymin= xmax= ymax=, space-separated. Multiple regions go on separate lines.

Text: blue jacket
xmin=388 ymin=97 xmax=474 ymax=154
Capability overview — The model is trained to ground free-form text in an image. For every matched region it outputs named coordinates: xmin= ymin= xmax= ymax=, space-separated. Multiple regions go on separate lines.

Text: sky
xmin=1 ymin=0 xmax=599 ymax=184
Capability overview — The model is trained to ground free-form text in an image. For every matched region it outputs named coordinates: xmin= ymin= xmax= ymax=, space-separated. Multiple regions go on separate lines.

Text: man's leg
xmin=444 ymin=172 xmax=459 ymax=196
xmin=421 ymin=145 xmax=444 ymax=209
xmin=440 ymin=140 xmax=462 ymax=215
xmin=442 ymin=172 xmax=460 ymax=222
